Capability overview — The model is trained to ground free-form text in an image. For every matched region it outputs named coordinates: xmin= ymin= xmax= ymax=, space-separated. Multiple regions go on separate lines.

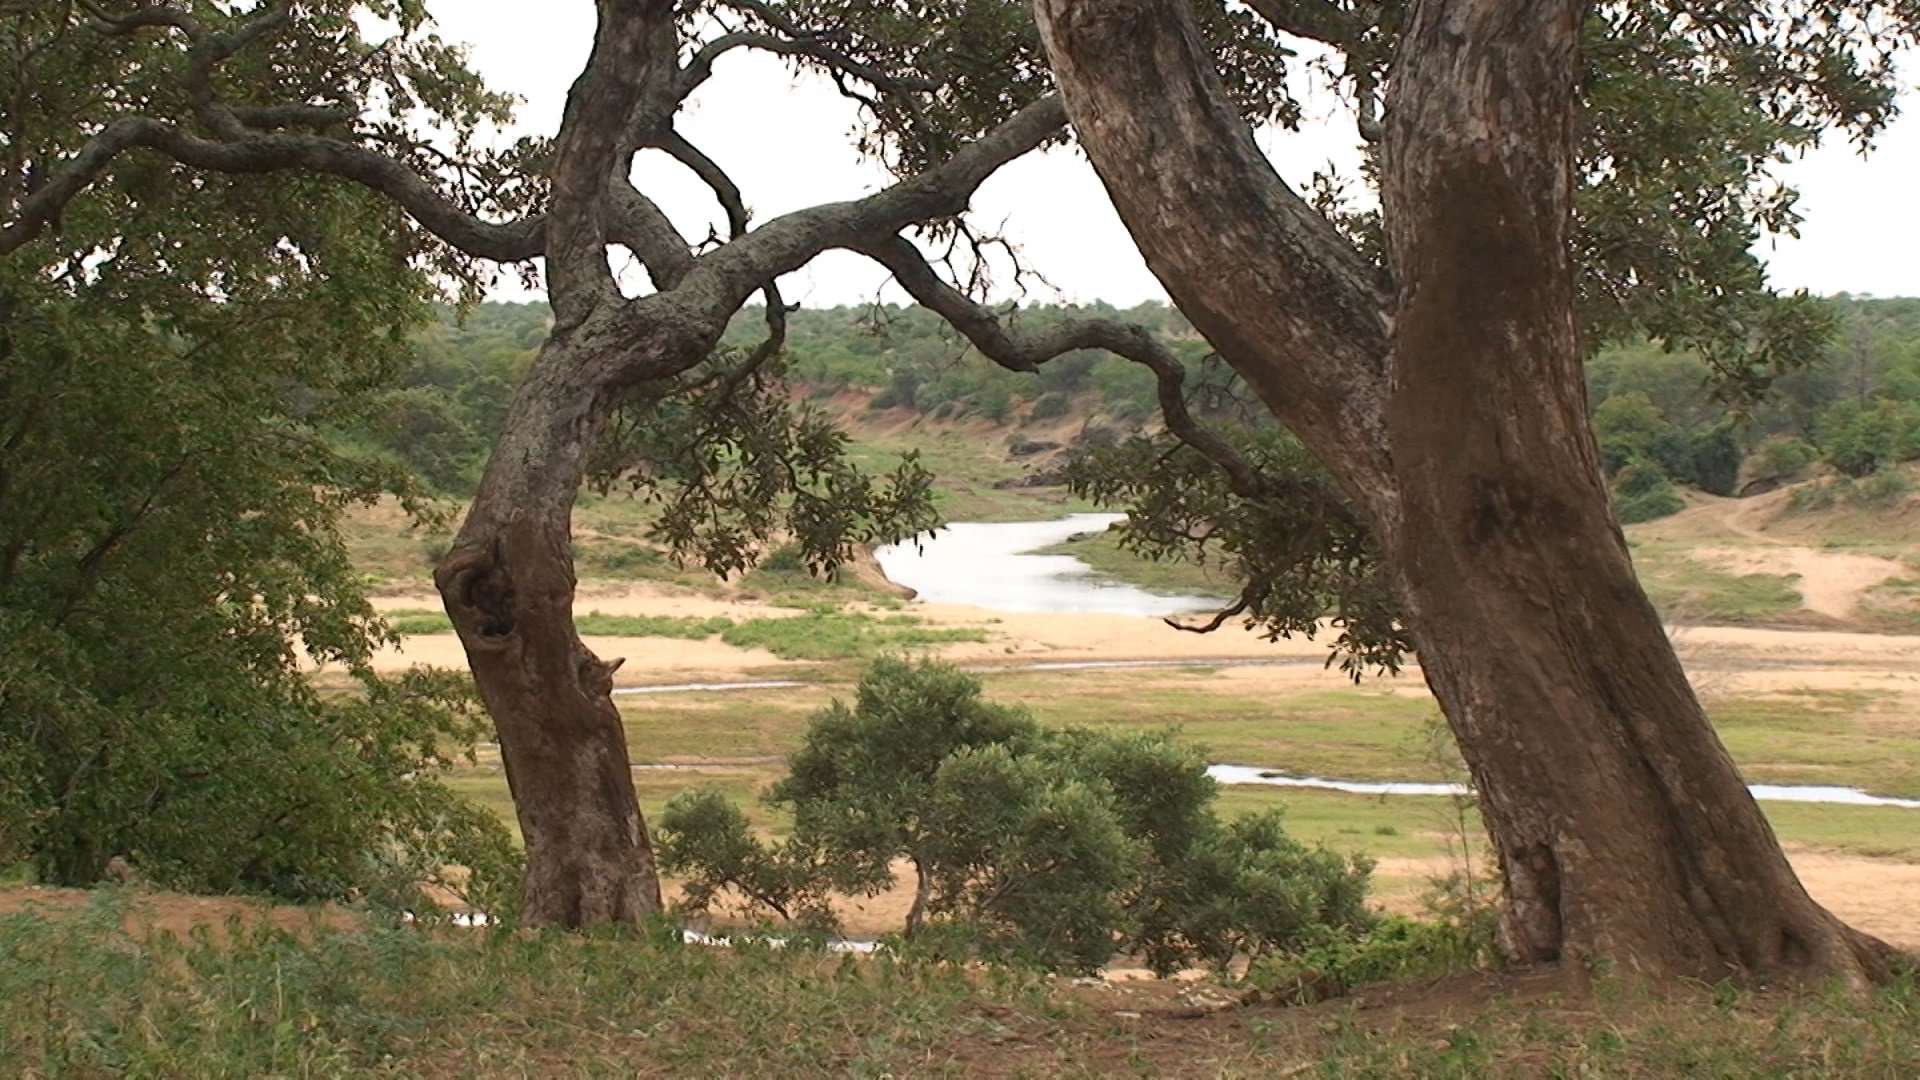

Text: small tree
xmin=659 ymin=659 xmax=1373 ymax=974
xmin=770 ymin=657 xmax=1041 ymax=934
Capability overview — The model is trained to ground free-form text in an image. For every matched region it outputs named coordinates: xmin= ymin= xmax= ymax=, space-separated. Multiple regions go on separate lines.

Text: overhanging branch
xmin=849 ymin=232 xmax=1266 ymax=501
xmin=0 ymin=116 xmax=545 ymax=261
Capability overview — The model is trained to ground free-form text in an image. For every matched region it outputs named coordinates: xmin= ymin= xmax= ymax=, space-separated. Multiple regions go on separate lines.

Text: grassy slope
xmin=5 ymin=896 xmax=1917 ymax=1078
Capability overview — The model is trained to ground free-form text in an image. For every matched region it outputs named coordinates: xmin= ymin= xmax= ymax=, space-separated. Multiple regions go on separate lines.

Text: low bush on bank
xmin=657 ymin=658 xmax=1374 ymax=974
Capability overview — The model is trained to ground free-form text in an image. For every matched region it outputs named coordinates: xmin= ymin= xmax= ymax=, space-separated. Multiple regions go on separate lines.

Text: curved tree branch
xmin=677 ymin=28 xmax=938 ymax=102
xmin=849 ymin=232 xmax=1266 ymax=500
xmin=0 ymin=116 xmax=546 ymax=261
xmin=1034 ymin=0 xmax=1397 ymax=510
xmin=665 ymin=95 xmax=1066 ymax=325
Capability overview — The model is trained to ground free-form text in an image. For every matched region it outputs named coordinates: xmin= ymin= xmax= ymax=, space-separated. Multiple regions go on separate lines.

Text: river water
xmin=872 ymin=512 xmax=1222 ymax=616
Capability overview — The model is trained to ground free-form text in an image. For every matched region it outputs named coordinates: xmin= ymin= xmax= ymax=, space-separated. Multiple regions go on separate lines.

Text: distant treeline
xmin=352 ymin=297 xmax=1920 ymax=518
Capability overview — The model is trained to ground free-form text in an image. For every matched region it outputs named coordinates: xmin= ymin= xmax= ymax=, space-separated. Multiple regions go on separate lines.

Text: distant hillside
xmin=346 ymin=297 xmax=1920 ymax=523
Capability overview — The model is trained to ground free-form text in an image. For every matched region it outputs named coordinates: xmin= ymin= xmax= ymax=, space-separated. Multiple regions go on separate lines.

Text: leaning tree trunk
xmin=434 ymin=320 xmax=662 ymax=928
xmin=1374 ymin=0 xmax=1890 ymax=984
xmin=1034 ymin=0 xmax=1893 ymax=982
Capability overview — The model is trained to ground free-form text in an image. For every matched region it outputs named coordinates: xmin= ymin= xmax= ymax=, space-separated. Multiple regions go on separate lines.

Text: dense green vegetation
xmin=0 ymin=169 xmax=514 ymax=912
xmin=1590 ymin=298 xmax=1920 ymax=512
xmin=356 ymin=297 xmax=1920 ymax=534
xmin=657 ymin=660 xmax=1375 ymax=974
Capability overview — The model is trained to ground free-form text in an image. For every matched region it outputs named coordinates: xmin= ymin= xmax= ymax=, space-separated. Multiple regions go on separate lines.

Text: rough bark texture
xmin=1034 ymin=0 xmax=1893 ymax=983
xmin=433 ymin=314 xmax=687 ymax=926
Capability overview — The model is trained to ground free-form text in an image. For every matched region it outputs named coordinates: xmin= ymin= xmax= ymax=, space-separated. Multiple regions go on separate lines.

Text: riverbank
xmin=321 ymin=507 xmax=1920 ymax=953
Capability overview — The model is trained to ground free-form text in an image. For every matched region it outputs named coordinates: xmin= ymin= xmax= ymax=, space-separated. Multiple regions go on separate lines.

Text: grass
xmin=386 ymin=606 xmax=987 ymax=662
xmin=719 ymin=610 xmax=988 ymax=660
xmin=436 ymin=675 xmax=1920 ymax=871
xmin=384 ymin=608 xmax=453 ymax=635
xmin=983 ymin=671 xmax=1455 ymax=781
xmin=385 ymin=610 xmax=735 ymax=639
xmin=5 ymin=894 xmax=1917 ymax=1078
xmin=1860 ymin=576 xmax=1920 ymax=632
xmin=1708 ymin=689 xmax=1920 ymax=798
xmin=841 ymin=434 xmax=1098 ymax=522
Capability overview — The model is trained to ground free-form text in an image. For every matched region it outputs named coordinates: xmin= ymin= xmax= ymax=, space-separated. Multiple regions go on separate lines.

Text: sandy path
xmin=1363 ymin=852 xmax=1920 ymax=949
xmin=1695 ymin=489 xmax=1907 ymax=618
xmin=1697 ymin=544 xmax=1906 ymax=619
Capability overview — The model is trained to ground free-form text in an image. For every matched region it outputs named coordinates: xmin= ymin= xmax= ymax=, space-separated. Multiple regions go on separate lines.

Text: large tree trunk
xmin=1376 ymin=0 xmax=1888 ymax=984
xmin=1033 ymin=0 xmax=1893 ymax=982
xmin=434 ymin=320 xmax=662 ymax=927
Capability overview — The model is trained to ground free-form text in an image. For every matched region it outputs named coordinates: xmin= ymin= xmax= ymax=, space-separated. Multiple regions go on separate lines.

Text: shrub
xmin=1249 ymin=915 xmax=1494 ymax=1005
xmin=1816 ymin=399 xmax=1920 ymax=478
xmin=1752 ymin=435 xmax=1819 ymax=482
xmin=1855 ymin=467 xmax=1913 ymax=508
xmin=659 ymin=659 xmax=1373 ymax=974
xmin=1685 ymin=423 xmax=1744 ymax=496
xmin=1788 ymin=468 xmax=1913 ymax=512
xmin=1613 ymin=461 xmax=1686 ymax=523
xmin=868 ymin=368 xmax=922 ymax=411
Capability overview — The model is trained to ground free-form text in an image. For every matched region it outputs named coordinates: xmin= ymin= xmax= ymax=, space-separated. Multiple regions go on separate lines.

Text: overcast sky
xmin=424 ymin=6 xmax=1920 ymax=308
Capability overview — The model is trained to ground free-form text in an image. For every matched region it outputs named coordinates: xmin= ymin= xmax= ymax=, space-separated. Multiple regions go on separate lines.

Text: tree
xmin=658 ymin=659 xmax=1373 ymax=974
xmin=0 ymin=127 xmax=514 ymax=909
xmin=1028 ymin=0 xmax=1909 ymax=983
xmin=8 ymin=0 xmax=1909 ymax=982
xmin=3 ymin=0 xmax=1203 ymax=926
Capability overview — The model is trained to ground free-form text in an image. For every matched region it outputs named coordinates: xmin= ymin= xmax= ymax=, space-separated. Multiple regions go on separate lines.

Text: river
xmin=872 ymin=512 xmax=1222 ymax=616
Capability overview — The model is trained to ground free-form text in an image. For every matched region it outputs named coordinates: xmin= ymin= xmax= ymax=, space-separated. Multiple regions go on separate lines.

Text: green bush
xmin=1613 ymin=461 xmax=1686 ymax=523
xmin=1816 ymin=399 xmax=1920 ymax=478
xmin=1685 ymin=424 xmax=1744 ymax=496
xmin=658 ymin=659 xmax=1373 ymax=974
xmin=1788 ymin=468 xmax=1913 ymax=512
xmin=1855 ymin=467 xmax=1913 ymax=508
xmin=1249 ymin=915 xmax=1495 ymax=1005
xmin=1753 ymin=435 xmax=1819 ymax=482
xmin=0 ymin=266 xmax=517 ymax=913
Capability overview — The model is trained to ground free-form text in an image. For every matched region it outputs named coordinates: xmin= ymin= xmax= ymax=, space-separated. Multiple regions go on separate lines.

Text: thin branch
xmin=0 ymin=116 xmax=546 ymax=261
xmin=1165 ymin=594 xmax=1252 ymax=634
xmin=677 ymin=29 xmax=937 ymax=102
xmin=849 ymin=232 xmax=1266 ymax=500
xmin=662 ymin=95 xmax=1067 ymax=333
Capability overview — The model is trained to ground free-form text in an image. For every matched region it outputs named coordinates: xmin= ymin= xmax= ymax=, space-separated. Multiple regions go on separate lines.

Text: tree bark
xmin=433 ymin=316 xmax=667 ymax=928
xmin=1033 ymin=0 xmax=1895 ymax=983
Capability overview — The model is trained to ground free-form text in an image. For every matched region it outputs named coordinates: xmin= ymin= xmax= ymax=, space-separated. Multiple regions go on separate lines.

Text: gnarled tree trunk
xmin=434 ymin=317 xmax=665 ymax=927
xmin=1033 ymin=0 xmax=1893 ymax=982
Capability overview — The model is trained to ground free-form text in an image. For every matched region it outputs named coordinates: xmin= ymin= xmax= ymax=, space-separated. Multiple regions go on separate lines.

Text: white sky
xmin=423 ymin=6 xmax=1920 ymax=308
